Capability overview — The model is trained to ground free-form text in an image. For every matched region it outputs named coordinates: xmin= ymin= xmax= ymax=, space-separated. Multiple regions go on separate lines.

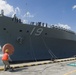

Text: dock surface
xmin=0 ymin=58 xmax=76 ymax=75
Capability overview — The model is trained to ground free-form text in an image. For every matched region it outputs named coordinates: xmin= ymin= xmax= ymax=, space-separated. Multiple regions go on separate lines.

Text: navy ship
xmin=0 ymin=10 xmax=76 ymax=63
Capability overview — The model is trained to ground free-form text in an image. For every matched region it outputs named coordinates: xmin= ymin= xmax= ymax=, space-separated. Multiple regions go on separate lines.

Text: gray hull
xmin=0 ymin=15 xmax=76 ymax=62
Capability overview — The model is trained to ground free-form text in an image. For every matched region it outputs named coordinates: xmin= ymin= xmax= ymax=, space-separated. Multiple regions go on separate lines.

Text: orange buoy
xmin=2 ymin=43 xmax=14 ymax=55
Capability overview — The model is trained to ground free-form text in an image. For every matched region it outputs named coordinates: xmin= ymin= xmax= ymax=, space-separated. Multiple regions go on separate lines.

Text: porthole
xmin=3 ymin=28 xmax=6 ymax=30
xmin=45 ymin=33 xmax=47 ymax=35
xmin=19 ymin=30 xmax=22 ymax=32
xmin=27 ymin=30 xmax=29 ymax=33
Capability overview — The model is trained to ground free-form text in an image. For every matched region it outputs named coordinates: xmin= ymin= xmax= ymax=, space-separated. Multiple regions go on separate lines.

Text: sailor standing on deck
xmin=2 ymin=49 xmax=13 ymax=71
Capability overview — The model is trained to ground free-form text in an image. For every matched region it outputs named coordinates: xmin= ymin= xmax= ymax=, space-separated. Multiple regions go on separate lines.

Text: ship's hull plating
xmin=11 ymin=37 xmax=76 ymax=62
xmin=0 ymin=16 xmax=76 ymax=62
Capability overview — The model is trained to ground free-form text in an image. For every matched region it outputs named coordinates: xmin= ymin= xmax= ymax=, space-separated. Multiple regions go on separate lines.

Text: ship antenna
xmin=1 ymin=10 xmax=4 ymax=16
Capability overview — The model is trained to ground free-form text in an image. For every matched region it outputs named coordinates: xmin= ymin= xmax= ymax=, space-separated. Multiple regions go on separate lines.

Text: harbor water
xmin=0 ymin=51 xmax=3 ymax=66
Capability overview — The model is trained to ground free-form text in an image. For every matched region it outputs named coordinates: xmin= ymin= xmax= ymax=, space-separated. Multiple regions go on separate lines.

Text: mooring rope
xmin=41 ymin=37 xmax=58 ymax=60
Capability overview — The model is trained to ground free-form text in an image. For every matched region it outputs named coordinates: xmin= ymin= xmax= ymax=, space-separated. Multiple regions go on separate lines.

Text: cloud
xmin=0 ymin=0 xmax=34 ymax=23
xmin=14 ymin=7 xmax=20 ymax=14
xmin=22 ymin=19 xmax=28 ymax=23
xmin=54 ymin=23 xmax=71 ymax=29
xmin=0 ymin=0 xmax=14 ymax=15
xmin=12 ymin=7 xmax=20 ymax=17
xmin=0 ymin=0 xmax=20 ymax=16
xmin=72 ymin=5 xmax=76 ymax=10
xmin=23 ymin=11 xmax=34 ymax=18
xmin=21 ymin=11 xmax=34 ymax=23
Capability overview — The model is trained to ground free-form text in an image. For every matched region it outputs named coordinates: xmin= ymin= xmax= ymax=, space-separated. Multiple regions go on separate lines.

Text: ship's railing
xmin=30 ymin=22 xmax=48 ymax=27
xmin=12 ymin=14 xmax=22 ymax=23
xmin=29 ymin=22 xmax=75 ymax=34
xmin=10 ymin=13 xmax=76 ymax=34
xmin=0 ymin=10 xmax=75 ymax=34
xmin=50 ymin=25 xmax=75 ymax=34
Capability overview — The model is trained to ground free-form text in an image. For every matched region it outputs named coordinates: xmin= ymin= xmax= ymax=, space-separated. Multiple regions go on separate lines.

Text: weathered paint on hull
xmin=0 ymin=16 xmax=76 ymax=62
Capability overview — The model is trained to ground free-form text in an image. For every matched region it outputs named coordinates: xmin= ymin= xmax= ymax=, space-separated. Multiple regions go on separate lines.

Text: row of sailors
xmin=10 ymin=13 xmax=75 ymax=34
xmin=30 ymin=22 xmax=48 ymax=27
xmin=30 ymin=22 xmax=75 ymax=34
xmin=0 ymin=10 xmax=75 ymax=34
xmin=0 ymin=10 xmax=22 ymax=23
xmin=30 ymin=22 xmax=65 ymax=29
xmin=12 ymin=14 xmax=22 ymax=23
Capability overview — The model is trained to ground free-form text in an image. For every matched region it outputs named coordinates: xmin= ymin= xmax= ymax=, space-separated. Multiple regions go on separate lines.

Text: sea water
xmin=0 ymin=45 xmax=3 ymax=66
xmin=0 ymin=51 xmax=3 ymax=66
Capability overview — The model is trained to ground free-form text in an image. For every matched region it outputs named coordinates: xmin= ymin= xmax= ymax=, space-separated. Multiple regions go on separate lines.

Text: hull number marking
xmin=30 ymin=27 xmax=43 ymax=36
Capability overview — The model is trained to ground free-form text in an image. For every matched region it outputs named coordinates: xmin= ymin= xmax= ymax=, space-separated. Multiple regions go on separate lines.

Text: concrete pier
xmin=0 ymin=57 xmax=76 ymax=75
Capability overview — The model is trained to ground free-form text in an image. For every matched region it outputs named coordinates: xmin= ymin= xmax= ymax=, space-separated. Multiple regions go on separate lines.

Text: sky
xmin=0 ymin=0 xmax=76 ymax=32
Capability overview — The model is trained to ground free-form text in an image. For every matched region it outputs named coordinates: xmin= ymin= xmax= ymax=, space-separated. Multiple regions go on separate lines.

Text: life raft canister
xmin=2 ymin=43 xmax=14 ymax=55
